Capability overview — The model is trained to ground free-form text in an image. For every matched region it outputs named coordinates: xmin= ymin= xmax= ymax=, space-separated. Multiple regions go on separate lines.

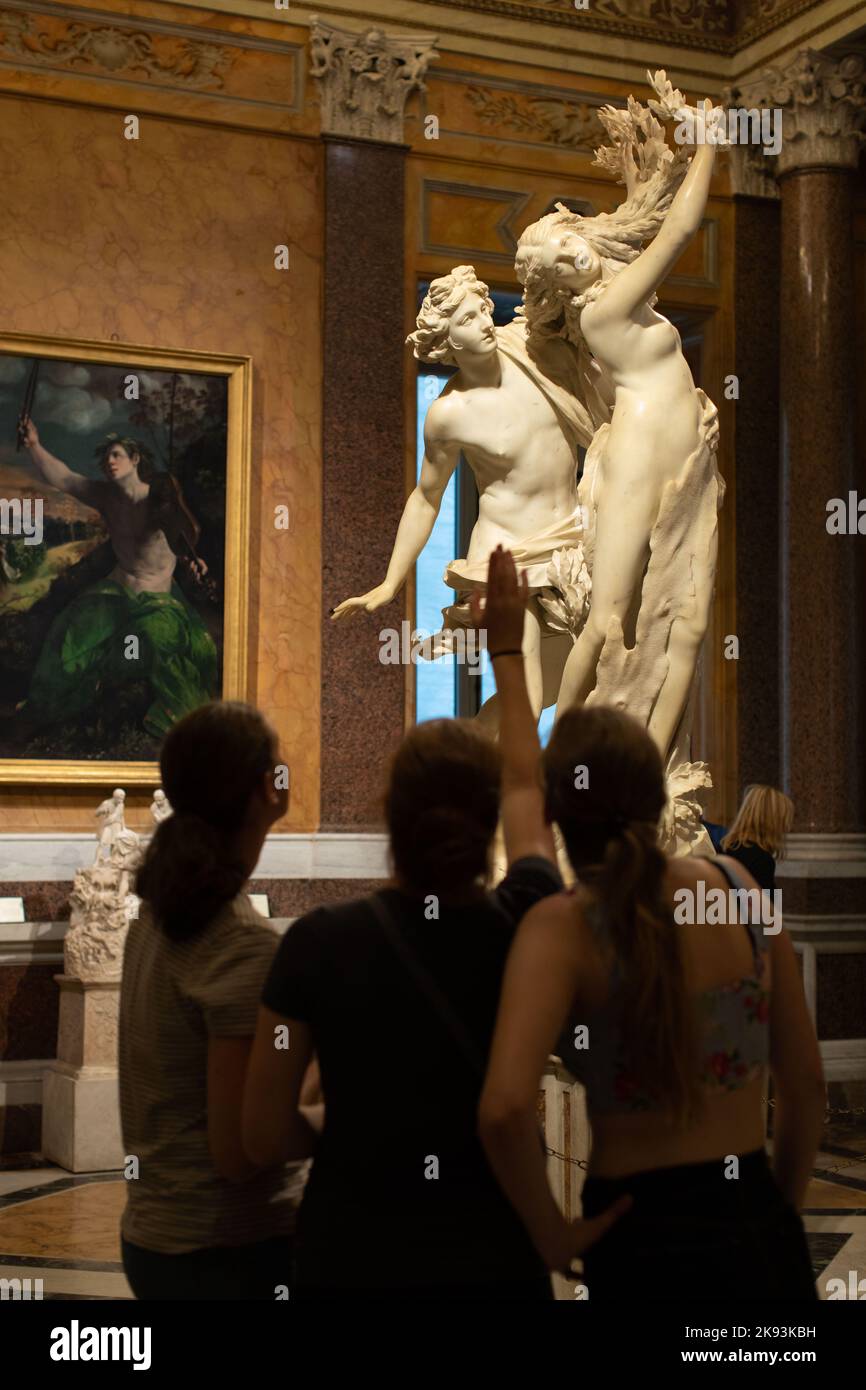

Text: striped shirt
xmin=118 ymin=893 xmax=306 ymax=1253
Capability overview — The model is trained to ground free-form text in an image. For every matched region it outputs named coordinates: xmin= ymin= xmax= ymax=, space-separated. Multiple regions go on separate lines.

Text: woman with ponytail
xmin=118 ymin=701 xmax=309 ymax=1300
xmin=480 ymin=706 xmax=823 ymax=1300
xmin=243 ymin=549 xmax=627 ymax=1299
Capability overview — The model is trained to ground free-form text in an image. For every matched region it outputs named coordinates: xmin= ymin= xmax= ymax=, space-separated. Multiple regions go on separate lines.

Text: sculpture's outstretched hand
xmin=330 ymin=583 xmax=396 ymax=620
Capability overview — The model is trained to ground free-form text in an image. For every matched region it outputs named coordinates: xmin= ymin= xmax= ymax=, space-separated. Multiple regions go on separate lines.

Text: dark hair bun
xmin=136 ymin=701 xmax=276 ymax=940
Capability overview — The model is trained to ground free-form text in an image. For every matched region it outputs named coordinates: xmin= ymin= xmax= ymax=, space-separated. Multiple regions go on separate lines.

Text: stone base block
xmin=41 ymin=1064 xmax=124 ymax=1172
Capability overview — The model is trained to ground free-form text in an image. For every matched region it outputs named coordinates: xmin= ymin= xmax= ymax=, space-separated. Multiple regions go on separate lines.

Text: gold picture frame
xmin=0 ymin=331 xmax=252 ymax=785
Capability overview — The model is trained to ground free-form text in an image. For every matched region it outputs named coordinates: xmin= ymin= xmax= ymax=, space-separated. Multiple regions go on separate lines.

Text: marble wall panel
xmin=0 ymin=965 xmax=59 ymax=1061
xmin=0 ymin=93 xmax=322 ymax=830
xmin=817 ymin=953 xmax=866 ymax=1040
xmin=0 ymin=2 xmax=317 ymax=136
xmin=0 ymin=1104 xmax=40 ymax=1156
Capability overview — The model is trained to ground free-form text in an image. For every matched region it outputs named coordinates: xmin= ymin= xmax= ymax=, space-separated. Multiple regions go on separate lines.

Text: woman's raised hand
xmin=469 ymin=545 xmax=528 ymax=657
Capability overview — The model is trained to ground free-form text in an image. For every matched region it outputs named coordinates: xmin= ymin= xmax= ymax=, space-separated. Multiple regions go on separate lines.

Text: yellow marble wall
xmin=0 ymin=93 xmax=322 ymax=831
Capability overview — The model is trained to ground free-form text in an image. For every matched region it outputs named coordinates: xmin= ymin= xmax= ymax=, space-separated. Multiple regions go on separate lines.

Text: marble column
xmin=723 ymin=140 xmax=782 ymax=789
xmin=310 ymin=19 xmax=437 ymax=830
xmin=731 ymin=51 xmax=866 ymax=1116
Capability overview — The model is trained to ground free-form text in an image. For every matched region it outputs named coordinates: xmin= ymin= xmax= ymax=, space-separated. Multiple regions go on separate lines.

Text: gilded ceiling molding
xmin=309 ymin=15 xmax=438 ymax=141
xmin=727 ymin=47 xmax=866 ymax=176
xmin=0 ymin=7 xmax=233 ymax=89
xmin=410 ymin=0 xmax=837 ymax=56
xmin=424 ymin=0 xmax=733 ymax=52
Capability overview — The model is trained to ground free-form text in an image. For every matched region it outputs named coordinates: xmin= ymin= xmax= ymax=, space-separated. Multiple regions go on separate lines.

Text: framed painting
xmin=0 ymin=332 xmax=252 ymax=784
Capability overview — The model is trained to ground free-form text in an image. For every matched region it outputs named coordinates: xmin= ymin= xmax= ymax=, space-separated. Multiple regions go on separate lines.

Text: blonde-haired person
xmin=479 ymin=706 xmax=823 ymax=1301
xmin=720 ymin=785 xmax=795 ymax=893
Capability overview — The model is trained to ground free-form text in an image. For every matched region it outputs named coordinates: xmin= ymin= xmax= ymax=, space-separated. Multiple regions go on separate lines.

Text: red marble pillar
xmin=732 ymin=191 xmax=781 ymax=791
xmin=320 ymin=136 xmax=409 ymax=830
xmin=311 ymin=19 xmax=437 ymax=832
xmin=765 ymin=54 xmax=866 ymax=1120
xmin=779 ymin=164 xmax=862 ymax=834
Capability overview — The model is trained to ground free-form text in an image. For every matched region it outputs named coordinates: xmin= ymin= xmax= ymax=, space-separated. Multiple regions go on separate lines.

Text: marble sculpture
xmin=336 ymin=71 xmax=726 ymax=854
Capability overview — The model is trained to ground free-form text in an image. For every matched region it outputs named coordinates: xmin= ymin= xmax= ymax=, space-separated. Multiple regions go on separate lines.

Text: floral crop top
xmin=558 ymin=857 xmax=772 ymax=1114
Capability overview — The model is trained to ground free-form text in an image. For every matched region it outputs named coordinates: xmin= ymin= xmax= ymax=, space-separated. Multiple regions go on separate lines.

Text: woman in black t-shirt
xmin=242 ymin=549 xmax=627 ymax=1299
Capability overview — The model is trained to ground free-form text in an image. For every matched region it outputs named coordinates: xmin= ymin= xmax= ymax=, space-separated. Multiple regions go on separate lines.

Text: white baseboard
xmin=0 ymin=1059 xmax=52 ymax=1107
xmin=0 ymin=832 xmax=390 ymax=882
xmin=778 ymin=833 xmax=866 ymax=877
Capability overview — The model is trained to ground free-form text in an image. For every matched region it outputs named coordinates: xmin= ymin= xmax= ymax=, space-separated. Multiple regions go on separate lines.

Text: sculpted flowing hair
xmin=384 ymin=719 xmax=501 ymax=899
xmin=543 ymin=705 xmax=701 ymax=1125
xmin=517 ymin=80 xmax=689 ymax=348
xmin=722 ymin=785 xmax=794 ymax=859
xmin=517 ymin=176 xmax=684 ymax=347
xmin=407 ymin=266 xmax=494 ymax=366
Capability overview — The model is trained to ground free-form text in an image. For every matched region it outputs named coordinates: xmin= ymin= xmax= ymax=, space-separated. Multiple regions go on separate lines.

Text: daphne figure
xmin=516 ymin=75 xmax=726 ymax=851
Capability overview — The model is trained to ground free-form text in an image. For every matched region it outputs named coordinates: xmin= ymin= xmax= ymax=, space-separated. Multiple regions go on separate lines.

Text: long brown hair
xmin=543 ymin=706 xmax=700 ymax=1124
xmin=721 ymin=785 xmax=794 ymax=858
xmin=384 ymin=719 xmax=500 ymax=901
xmin=136 ymin=702 xmax=276 ymax=941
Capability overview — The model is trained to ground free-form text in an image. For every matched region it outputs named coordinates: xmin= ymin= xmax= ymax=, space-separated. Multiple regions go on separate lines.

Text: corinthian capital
xmin=309 ymin=16 xmax=438 ymax=143
xmin=727 ymin=49 xmax=866 ymax=177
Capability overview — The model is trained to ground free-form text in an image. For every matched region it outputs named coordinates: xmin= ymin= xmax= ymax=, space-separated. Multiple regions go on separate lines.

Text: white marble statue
xmin=93 ymin=788 xmax=127 ymax=865
xmin=332 ymin=265 xmax=612 ymax=730
xmin=150 ymin=788 xmax=172 ymax=825
xmin=515 ymin=72 xmax=728 ymax=852
xmin=334 ymin=71 xmax=726 ymax=854
xmin=67 ymin=789 xmax=143 ymax=981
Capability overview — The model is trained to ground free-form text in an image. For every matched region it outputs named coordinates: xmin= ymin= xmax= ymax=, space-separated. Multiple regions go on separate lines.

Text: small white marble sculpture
xmin=65 ymin=789 xmax=142 ymax=982
xmin=93 ymin=788 xmax=127 ymax=865
xmin=150 ymin=788 xmax=172 ymax=825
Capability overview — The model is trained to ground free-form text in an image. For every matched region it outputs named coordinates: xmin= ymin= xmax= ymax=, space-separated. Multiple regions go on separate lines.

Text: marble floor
xmin=1 ymin=1143 xmax=865 ymax=1300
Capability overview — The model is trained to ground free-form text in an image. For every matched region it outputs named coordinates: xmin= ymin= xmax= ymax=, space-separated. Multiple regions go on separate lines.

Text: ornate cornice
xmin=309 ymin=15 xmax=438 ymax=141
xmin=407 ymin=0 xmax=829 ymax=56
xmin=465 ymin=85 xmax=603 ymax=149
xmin=0 ymin=5 xmax=232 ymax=90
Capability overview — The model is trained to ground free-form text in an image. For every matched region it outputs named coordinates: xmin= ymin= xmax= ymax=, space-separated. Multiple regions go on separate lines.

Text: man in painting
xmin=17 ymin=415 xmax=217 ymax=739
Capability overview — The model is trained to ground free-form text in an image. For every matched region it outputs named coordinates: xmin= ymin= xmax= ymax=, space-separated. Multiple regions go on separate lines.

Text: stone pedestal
xmin=41 ymin=975 xmax=124 ymax=1172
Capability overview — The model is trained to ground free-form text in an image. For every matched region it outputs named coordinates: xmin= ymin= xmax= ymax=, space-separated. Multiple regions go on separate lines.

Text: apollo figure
xmin=332 ymin=265 xmax=608 ymax=731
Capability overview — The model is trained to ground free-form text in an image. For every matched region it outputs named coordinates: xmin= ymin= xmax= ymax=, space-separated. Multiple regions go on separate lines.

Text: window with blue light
xmin=414 ymin=282 xmax=526 ymax=725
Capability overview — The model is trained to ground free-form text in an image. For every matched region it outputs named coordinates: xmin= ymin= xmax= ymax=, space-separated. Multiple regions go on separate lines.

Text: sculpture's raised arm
xmin=512 ymin=71 xmax=727 ymax=854
xmin=331 ymin=418 xmax=459 ymax=621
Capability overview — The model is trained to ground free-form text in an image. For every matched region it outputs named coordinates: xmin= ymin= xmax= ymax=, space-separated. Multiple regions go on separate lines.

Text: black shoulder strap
xmin=367 ymin=894 xmax=486 ymax=1078
xmin=706 ymin=856 xmax=771 ymax=963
